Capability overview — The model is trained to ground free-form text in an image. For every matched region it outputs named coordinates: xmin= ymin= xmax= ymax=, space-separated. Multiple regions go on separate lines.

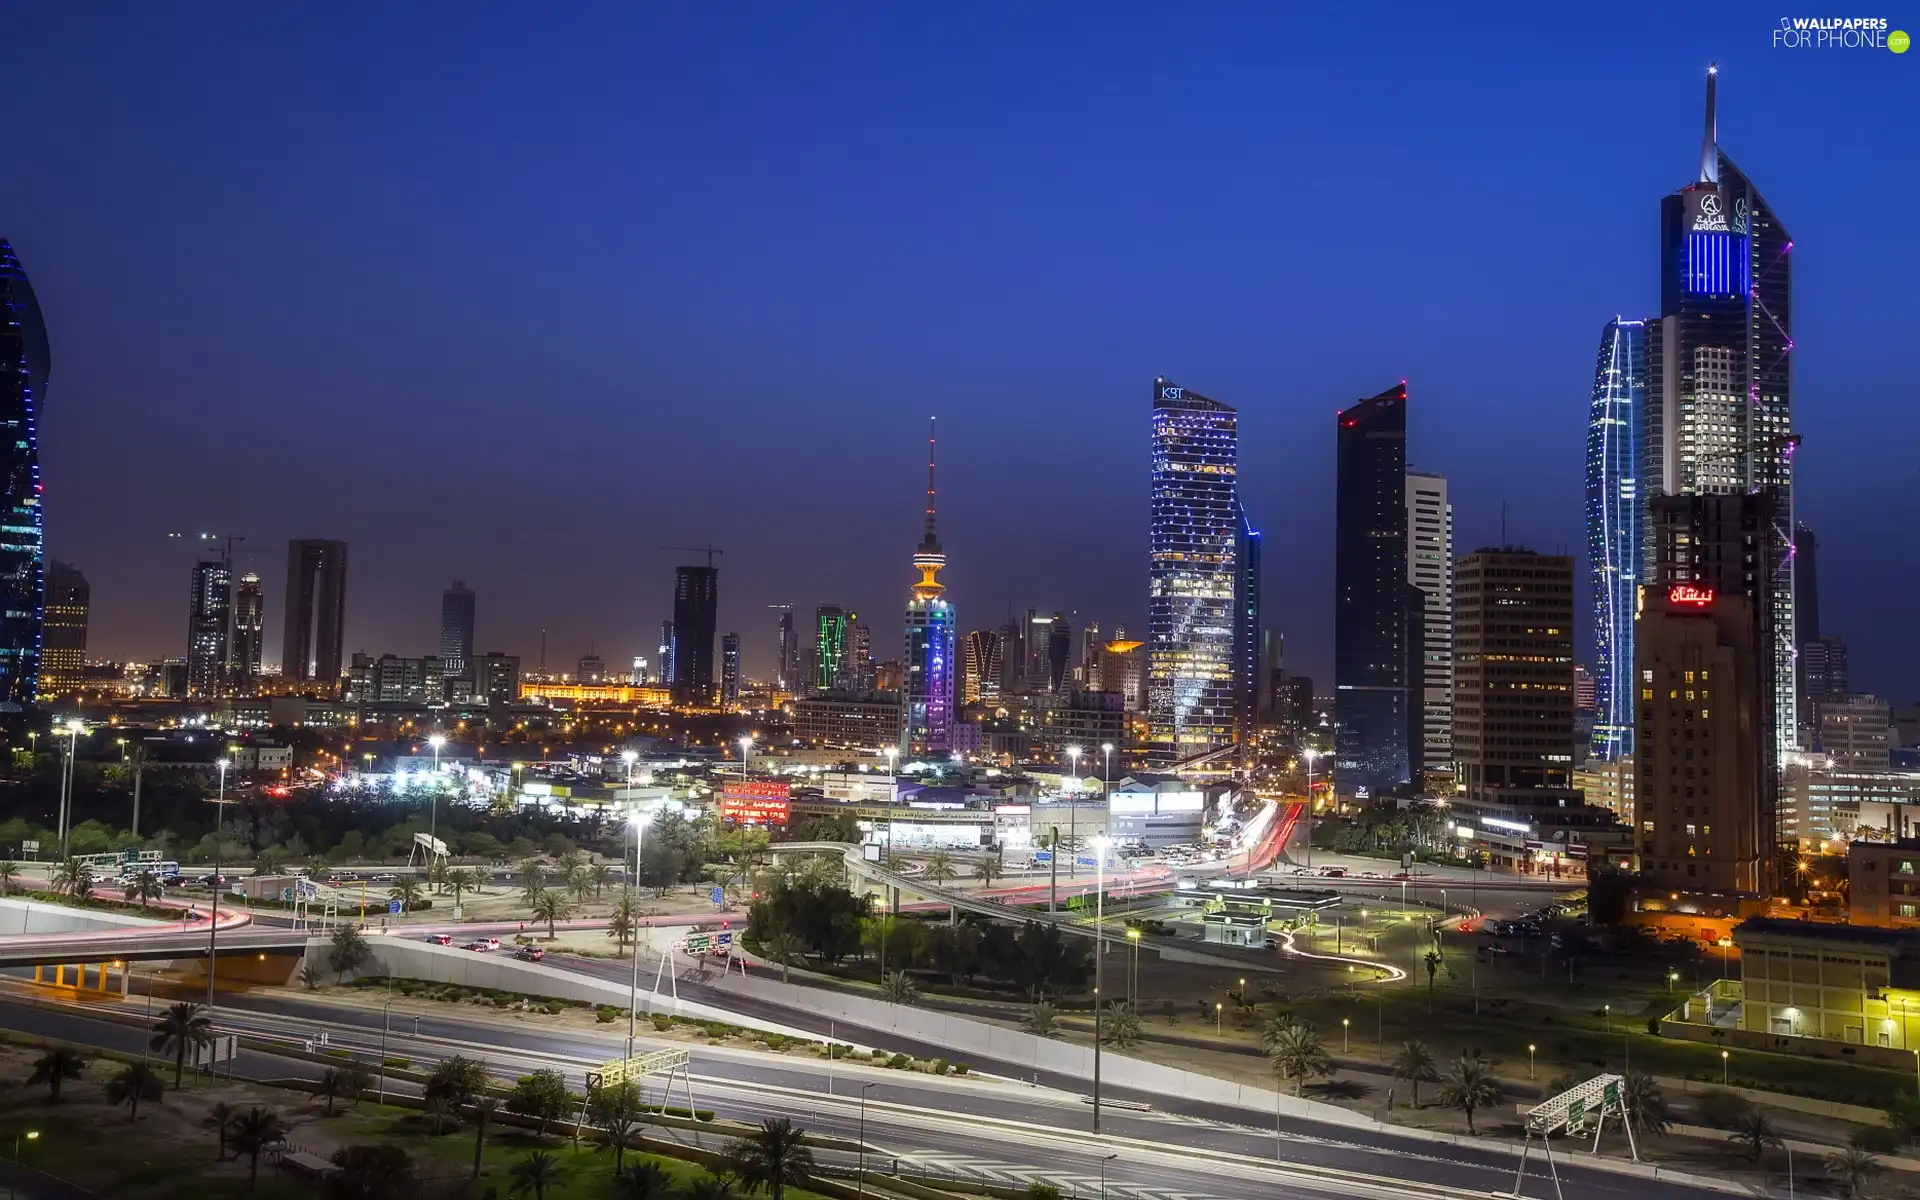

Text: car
xmin=1390 ymin=872 xmax=1413 ymax=881
xmin=425 ymin=933 xmax=452 ymax=946
xmin=463 ymin=939 xmax=493 ymax=952
xmin=370 ymin=873 xmax=399 ymax=884
xmin=514 ymin=946 xmax=546 ymax=962
xmin=481 ymin=937 xmax=501 ymax=951
xmin=1321 ymin=867 xmax=1348 ymax=878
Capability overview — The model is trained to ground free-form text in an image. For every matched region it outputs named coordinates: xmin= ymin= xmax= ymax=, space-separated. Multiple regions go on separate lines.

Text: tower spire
xmin=911 ymin=416 xmax=946 ymax=598
xmin=1700 ymin=62 xmax=1719 ymax=184
xmin=921 ymin=416 xmax=939 ymax=553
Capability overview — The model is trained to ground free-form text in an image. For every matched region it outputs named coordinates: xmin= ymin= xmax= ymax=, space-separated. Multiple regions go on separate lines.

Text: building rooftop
xmin=1733 ymin=916 xmax=1920 ymax=950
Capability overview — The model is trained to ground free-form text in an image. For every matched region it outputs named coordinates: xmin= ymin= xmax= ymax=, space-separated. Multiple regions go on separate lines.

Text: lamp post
xmin=1126 ymin=927 xmax=1141 ymax=1006
xmin=1603 ymin=1003 xmax=1611 ymax=1034
xmin=57 ymin=721 xmax=83 ymax=858
xmin=1528 ymin=1043 xmax=1536 ymax=1080
xmin=206 ymin=757 xmax=230 ymax=1011
xmin=11 ymin=1129 xmax=38 ymax=1199
xmin=1215 ymin=1001 xmax=1223 ymax=1035
xmin=857 ymin=1082 xmax=876 ymax=1199
xmin=1668 ymin=970 xmax=1680 ymax=994
xmin=1091 ymin=833 xmax=1109 ymax=1132
xmin=739 ymin=735 xmax=753 ymax=781
xmin=1721 ymin=1049 xmax=1730 ymax=1085
xmin=1342 ymin=1017 xmax=1350 ymax=1054
xmin=1099 ymin=1153 xmax=1117 ymax=1200
xmin=1101 ymin=742 xmax=1113 ymax=800
xmin=426 ymin=734 xmax=446 ymax=851
xmin=627 ymin=807 xmax=653 ymax=1060
xmin=1301 ymin=749 xmax=1322 ymax=870
xmin=1066 ymin=747 xmax=1082 ymax=878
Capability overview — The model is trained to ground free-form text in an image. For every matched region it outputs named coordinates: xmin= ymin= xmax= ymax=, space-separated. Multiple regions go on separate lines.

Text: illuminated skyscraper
xmin=1334 ymin=384 xmax=1415 ymax=796
xmin=38 ymin=561 xmax=86 ymax=700
xmin=962 ymin=628 xmax=1001 ymax=704
xmin=1587 ymin=317 xmax=1647 ymax=762
xmin=1148 ymin=378 xmax=1253 ymax=763
xmin=0 ymin=239 xmax=48 ymax=708
xmin=772 ymin=605 xmax=800 ymax=692
xmin=439 ymin=581 xmax=475 ymax=678
xmin=1646 ymin=65 xmax=1797 ymax=755
xmin=902 ymin=419 xmax=955 ymax=755
xmin=671 ymin=563 xmax=719 ymax=707
xmin=720 ymin=632 xmax=741 ymax=708
xmin=814 ymin=605 xmax=849 ymax=693
xmin=1407 ymin=471 xmax=1453 ymax=768
xmin=232 ymin=572 xmax=264 ymax=691
xmin=283 ymin=538 xmax=348 ymax=687
xmin=187 ymin=558 xmax=233 ymax=697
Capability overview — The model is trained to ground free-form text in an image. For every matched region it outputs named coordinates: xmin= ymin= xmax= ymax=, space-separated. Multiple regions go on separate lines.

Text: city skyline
xmin=2 ymin=8 xmax=1913 ymax=696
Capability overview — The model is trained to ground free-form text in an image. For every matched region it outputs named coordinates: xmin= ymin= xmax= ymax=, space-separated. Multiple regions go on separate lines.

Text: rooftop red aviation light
xmin=1669 ymin=584 xmax=1714 ymax=606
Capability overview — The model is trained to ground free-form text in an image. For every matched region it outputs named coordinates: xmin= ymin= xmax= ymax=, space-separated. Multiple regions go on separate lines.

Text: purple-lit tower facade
xmin=1645 ymin=64 xmax=1797 ymax=756
xmin=902 ymin=419 xmax=955 ymax=757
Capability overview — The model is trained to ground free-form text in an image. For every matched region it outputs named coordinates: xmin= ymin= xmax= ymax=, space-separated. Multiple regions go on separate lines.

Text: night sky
xmin=2 ymin=5 xmax=1914 ymax=695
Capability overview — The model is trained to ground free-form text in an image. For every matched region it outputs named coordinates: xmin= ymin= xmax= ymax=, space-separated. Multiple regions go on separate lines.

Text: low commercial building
xmin=1784 ymin=762 xmax=1920 ymax=847
xmin=1847 ymin=839 xmax=1920 ymax=928
xmin=1731 ymin=917 xmax=1920 ymax=1049
xmin=792 ymin=691 xmax=902 ymax=750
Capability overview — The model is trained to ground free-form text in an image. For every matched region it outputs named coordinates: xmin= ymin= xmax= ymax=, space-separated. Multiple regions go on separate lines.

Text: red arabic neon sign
xmin=1668 ymin=585 xmax=1715 ymax=606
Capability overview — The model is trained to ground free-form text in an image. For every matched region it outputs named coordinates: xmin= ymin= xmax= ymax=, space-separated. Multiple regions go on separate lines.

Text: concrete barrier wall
xmin=1660 ymin=1014 xmax=1919 ymax=1073
xmin=0 ymin=897 xmax=172 ymax=935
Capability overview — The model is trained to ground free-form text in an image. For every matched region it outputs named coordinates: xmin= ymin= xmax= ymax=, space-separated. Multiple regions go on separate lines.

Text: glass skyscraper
xmin=1586 ymin=317 xmax=1646 ymax=762
xmin=1334 ymin=384 xmax=1415 ymax=797
xmin=0 ymin=239 xmax=48 ymax=710
xmin=1148 ymin=379 xmax=1253 ymax=763
xmin=1646 ymin=65 xmax=1796 ymax=756
xmin=671 ymin=563 xmax=719 ymax=707
xmin=902 ymin=420 xmax=955 ymax=755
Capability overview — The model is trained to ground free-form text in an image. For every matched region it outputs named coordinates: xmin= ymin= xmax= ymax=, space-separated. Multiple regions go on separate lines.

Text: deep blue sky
xmin=3 ymin=4 xmax=1914 ymax=695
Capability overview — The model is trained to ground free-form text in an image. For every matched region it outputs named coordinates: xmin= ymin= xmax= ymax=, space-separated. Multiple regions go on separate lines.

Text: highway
xmin=0 ymin=985 xmax=1730 ymax=1200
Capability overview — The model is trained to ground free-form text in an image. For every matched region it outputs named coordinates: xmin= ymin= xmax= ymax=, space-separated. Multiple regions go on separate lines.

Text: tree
xmin=298 ymin=963 xmax=326 ymax=991
xmin=763 ymin=931 xmax=807 ymax=983
xmin=591 ymin=863 xmax=614 ymax=898
xmin=616 ymin=1161 xmax=678 ymax=1200
xmin=1435 ymin=1055 xmax=1503 ymax=1135
xmin=0 ymin=860 xmax=16 ymax=893
xmin=340 ymin=1060 xmax=373 ymax=1106
xmin=328 ymin=924 xmax=375 ymax=983
xmin=26 ymin=1047 xmax=86 ymax=1103
xmin=1587 ymin=866 xmax=1632 ymax=928
xmin=508 ymin=1069 xmax=572 ymax=1135
xmin=508 ymin=1149 xmax=566 ymax=1200
xmin=1267 ymin=1023 xmax=1332 ymax=1096
xmin=1827 ymin=1145 xmax=1884 ymax=1199
xmin=1422 ymin=950 xmax=1442 ymax=1010
xmin=446 ymin=867 xmax=480 ymax=909
xmin=1728 ymin=1109 xmax=1784 ymax=1163
xmin=106 ymin=1061 xmax=164 ymax=1120
xmin=229 ymin=1106 xmax=289 ymax=1189
xmin=1027 ymin=1000 xmax=1059 ymax=1037
xmin=520 ymin=866 xmax=550 ymax=912
xmin=151 ymin=1001 xmax=214 ymax=1089
xmin=1695 ymin=1088 xmax=1755 ymax=1129
xmin=880 ymin=970 xmax=919 ymax=1006
xmin=123 ymin=869 xmax=165 ymax=906
xmin=567 ymin=865 xmax=594 ymax=907
xmin=389 ymin=878 xmax=426 ymax=914
xmin=204 ymin=1101 xmax=238 ymax=1160
xmin=1621 ymin=1071 xmax=1671 ymax=1139
xmin=1389 ymin=1041 xmax=1440 ymax=1107
xmin=531 ymin=890 xmax=570 ymax=938
xmin=974 ymin=857 xmax=1004 ymax=888
xmin=609 ymin=891 xmax=640 ymax=953
xmin=317 ymin=1066 xmax=354 ymax=1116
xmin=51 ymin=857 xmax=93 ymax=900
xmin=470 ymin=1097 xmax=501 ymax=1179
xmin=425 ymin=1055 xmax=490 ymax=1112
xmin=924 ymin=851 xmax=957 ymax=887
xmin=687 ymin=1177 xmax=739 ymax=1200
xmin=729 ymin=1117 xmax=815 ymax=1200
xmin=1258 ymin=1012 xmax=1302 ymax=1054
xmin=325 ymin=1144 xmax=416 ymax=1200
xmin=588 ymin=1080 xmax=644 ymax=1172
xmin=425 ymin=1094 xmax=460 ymax=1136
xmin=1103 ymin=1002 xmax=1142 ymax=1049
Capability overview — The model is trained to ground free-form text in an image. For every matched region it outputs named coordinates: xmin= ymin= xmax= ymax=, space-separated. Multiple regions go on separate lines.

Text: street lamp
xmin=1101 ymin=742 xmax=1113 ymax=798
xmin=1603 ymin=1003 xmax=1611 ymax=1033
xmin=1341 ymin=1017 xmax=1350 ymax=1054
xmin=1721 ymin=1048 xmax=1730 ymax=1085
xmin=1668 ymin=969 xmax=1680 ymax=994
xmin=739 ymin=736 xmax=753 ymax=782
xmin=1066 ymin=747 xmax=1082 ymax=877
xmin=857 ymin=1082 xmax=877 ymax=1199
xmin=1215 ymin=1001 xmax=1223 ymax=1035
xmin=1091 ymin=833 xmax=1110 ymax=1132
xmin=12 ymin=1128 xmax=38 ymax=1198
xmin=627 ymin=806 xmax=657 ymax=1059
xmin=1099 ymin=1153 xmax=1117 ymax=1200
xmin=426 ymin=734 xmax=447 ymax=849
xmin=1125 ymin=927 xmax=1141 ymax=1005
xmin=1528 ymin=1043 xmax=1536 ymax=1080
xmin=57 ymin=720 xmax=84 ymax=858
xmin=1301 ymin=749 xmax=1323 ymax=870
xmin=206 ymin=757 xmax=231 ymax=1011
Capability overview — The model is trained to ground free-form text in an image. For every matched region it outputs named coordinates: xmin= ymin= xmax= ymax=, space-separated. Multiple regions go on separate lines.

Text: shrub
xmin=1027 ymin=1185 xmax=1062 ymax=1200
xmin=323 ymin=1048 xmax=350 ymax=1059
xmin=696 ymin=1109 xmax=713 ymax=1121
xmin=382 ymin=1058 xmax=411 ymax=1069
xmin=933 ymin=1059 xmax=950 ymax=1075
xmin=1645 ymin=1016 xmax=1662 ymax=1036
xmin=954 ymin=1063 xmax=970 ymax=1075
xmin=1694 ymin=1089 xmax=1754 ymax=1129
xmin=650 ymin=1014 xmax=673 ymax=1031
xmin=596 ymin=1008 xmax=618 ymax=1024
xmin=887 ymin=1053 xmax=912 ymax=1070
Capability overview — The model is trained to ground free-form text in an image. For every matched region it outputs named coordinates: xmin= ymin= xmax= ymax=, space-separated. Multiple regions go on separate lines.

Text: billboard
xmin=720 ymin=780 xmax=792 ymax=826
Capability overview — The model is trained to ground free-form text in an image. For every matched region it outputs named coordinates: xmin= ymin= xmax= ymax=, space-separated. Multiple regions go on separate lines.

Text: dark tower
xmin=1334 ymin=384 xmax=1412 ymax=797
xmin=283 ymin=539 xmax=349 ymax=688
xmin=672 ymin=564 xmax=719 ymax=707
xmin=232 ymin=573 xmax=264 ymax=691
xmin=0 ymin=240 xmax=48 ymax=709
xmin=439 ymin=581 xmax=476 ymax=678
xmin=187 ymin=559 xmax=233 ymax=697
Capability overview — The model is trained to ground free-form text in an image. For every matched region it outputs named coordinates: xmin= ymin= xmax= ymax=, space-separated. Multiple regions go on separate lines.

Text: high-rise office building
xmin=1334 ymin=384 xmax=1415 ymax=796
xmin=474 ymin=651 xmax=520 ymax=707
xmin=1586 ymin=317 xmax=1647 ymax=763
xmin=814 ymin=606 xmax=849 ymax=693
xmin=1406 ymin=471 xmax=1453 ymax=768
xmin=1635 ymin=583 xmax=1772 ymax=895
xmin=848 ymin=622 xmax=874 ymax=691
xmin=282 ymin=539 xmax=348 ymax=688
xmin=187 ymin=558 xmax=233 ymax=698
xmin=1794 ymin=524 xmax=1820 ymax=643
xmin=1574 ymin=665 xmax=1598 ymax=713
xmin=720 ymin=632 xmax=742 ymax=708
xmin=1452 ymin=550 xmax=1579 ymax=821
xmin=902 ymin=420 xmax=956 ymax=756
xmin=0 ymin=239 xmax=49 ymax=709
xmin=577 ymin=653 xmax=605 ymax=684
xmin=1045 ymin=612 xmax=1071 ymax=694
xmin=1801 ymin=636 xmax=1849 ymax=714
xmin=1078 ymin=622 xmax=1102 ymax=688
xmin=231 ymin=572 xmax=264 ymax=692
xmin=1021 ymin=610 xmax=1052 ymax=692
xmin=1817 ymin=694 xmax=1892 ymax=771
xmin=962 ymin=628 xmax=1001 ymax=705
xmin=1235 ymin=511 xmax=1263 ymax=742
xmin=659 ymin=619 xmax=675 ymax=684
xmin=1097 ymin=633 xmax=1146 ymax=711
xmin=1645 ymin=66 xmax=1797 ymax=756
xmin=38 ymin=561 xmax=87 ymax=699
xmin=1257 ymin=628 xmax=1286 ymax=727
xmin=1147 ymin=378 xmax=1254 ymax=762
xmin=772 ymin=605 xmax=800 ymax=692
xmin=439 ymin=581 xmax=475 ymax=678
xmin=671 ymin=563 xmax=719 ymax=708
xmin=997 ymin=618 xmax=1025 ymax=696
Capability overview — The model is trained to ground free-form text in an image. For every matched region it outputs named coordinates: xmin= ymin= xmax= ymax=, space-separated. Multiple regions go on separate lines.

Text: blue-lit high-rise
xmin=0 ymin=240 xmax=48 ymax=710
xmin=902 ymin=420 xmax=955 ymax=756
xmin=1148 ymin=379 xmax=1254 ymax=763
xmin=1586 ymin=317 xmax=1646 ymax=762
xmin=1334 ymin=384 xmax=1414 ymax=798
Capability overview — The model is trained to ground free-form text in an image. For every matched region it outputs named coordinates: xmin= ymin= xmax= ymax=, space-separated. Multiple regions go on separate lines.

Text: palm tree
xmin=728 ymin=1117 xmax=815 ymax=1200
xmin=923 ymin=851 xmax=957 ymax=886
xmin=520 ymin=867 xmax=549 ymax=913
xmin=973 ymin=857 xmax=1004 ymax=888
xmin=0 ymin=860 xmax=16 ymax=894
xmin=328 ymin=924 xmax=375 ymax=982
xmin=589 ymin=1081 xmax=644 ymax=1172
xmin=1826 ymin=1145 xmax=1884 ymax=1199
xmin=591 ymin=863 xmax=614 ymax=898
xmin=1621 ymin=1071 xmax=1671 ymax=1139
xmin=508 ymin=1148 xmax=566 ymax=1200
xmin=1422 ymin=949 xmax=1442 ymax=1011
xmin=1435 ymin=1055 xmax=1503 ymax=1135
xmin=297 ymin=963 xmax=325 ymax=991
xmin=1389 ymin=1041 xmax=1440 ymax=1107
xmin=389 ymin=877 xmax=426 ymax=914
xmin=1026 ymin=1000 xmax=1059 ymax=1038
xmin=446 ymin=867 xmax=480 ymax=908
xmin=609 ymin=891 xmax=639 ymax=952
xmin=204 ymin=1101 xmax=237 ymax=1160
xmin=616 ymin=1161 xmax=677 ymax=1200
xmin=567 ymin=866 xmax=593 ymax=907
xmin=1728 ymin=1109 xmax=1784 ymax=1163
xmin=122 ymin=868 xmax=164 ymax=906
xmin=105 ymin=1061 xmax=163 ymax=1120
xmin=424 ymin=1055 xmax=490 ymax=1111
xmin=470 ymin=1096 xmax=500 ymax=1180
xmin=316 ymin=1066 xmax=352 ymax=1116
xmin=426 ymin=1094 xmax=461 ymax=1136
xmin=1102 ymin=1001 xmax=1142 ymax=1049
xmin=26 ymin=1047 xmax=87 ymax=1103
xmin=687 ymin=1176 xmax=738 ymax=1200
xmin=763 ymin=932 xmax=807 ymax=983
xmin=531 ymin=890 xmax=570 ymax=938
xmin=427 ymin=858 xmax=450 ymax=895
xmin=51 ymin=857 xmax=93 ymax=900
xmin=229 ymin=1106 xmax=288 ymax=1190
xmin=1258 ymin=1012 xmax=1302 ymax=1055
xmin=1267 ymin=1023 xmax=1333 ymax=1096
xmin=880 ymin=970 xmax=918 ymax=1006
xmin=150 ymin=1001 xmax=214 ymax=1088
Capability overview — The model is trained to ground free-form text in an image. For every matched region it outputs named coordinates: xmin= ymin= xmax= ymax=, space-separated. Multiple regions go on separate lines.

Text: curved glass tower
xmin=0 ymin=240 xmax=48 ymax=711
xmin=902 ymin=419 xmax=955 ymax=755
xmin=1586 ymin=318 xmax=1645 ymax=762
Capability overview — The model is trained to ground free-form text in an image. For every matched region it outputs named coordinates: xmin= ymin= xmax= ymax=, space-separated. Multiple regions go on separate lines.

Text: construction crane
xmin=661 ymin=545 xmax=725 ymax=568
